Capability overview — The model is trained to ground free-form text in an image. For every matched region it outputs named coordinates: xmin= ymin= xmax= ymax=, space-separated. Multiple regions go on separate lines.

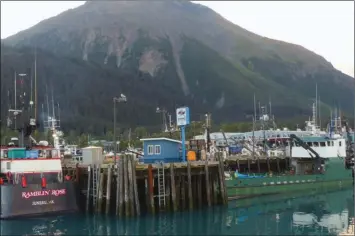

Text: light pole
xmin=113 ymin=94 xmax=127 ymax=166
xmin=156 ymin=107 xmax=168 ymax=133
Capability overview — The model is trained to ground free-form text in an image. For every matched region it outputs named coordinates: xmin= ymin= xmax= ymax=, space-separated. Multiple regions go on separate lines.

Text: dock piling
xmin=204 ymin=159 xmax=211 ymax=206
xmin=118 ymin=157 xmax=124 ymax=217
xmin=170 ymin=163 xmax=177 ymax=212
xmin=97 ymin=171 xmax=104 ymax=213
xmin=131 ymin=155 xmax=140 ymax=216
xmin=147 ymin=164 xmax=155 ymax=214
xmin=105 ymin=165 xmax=112 ymax=215
xmin=86 ymin=165 xmax=91 ymax=213
xmin=187 ymin=161 xmax=193 ymax=210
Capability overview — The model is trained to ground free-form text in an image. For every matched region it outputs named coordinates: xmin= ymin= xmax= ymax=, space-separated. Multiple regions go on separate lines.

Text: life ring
xmin=14 ymin=173 xmax=20 ymax=184
xmin=57 ymin=171 xmax=63 ymax=183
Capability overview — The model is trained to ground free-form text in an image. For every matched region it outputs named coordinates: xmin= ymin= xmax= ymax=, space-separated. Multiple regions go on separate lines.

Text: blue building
xmin=140 ymin=138 xmax=181 ymax=164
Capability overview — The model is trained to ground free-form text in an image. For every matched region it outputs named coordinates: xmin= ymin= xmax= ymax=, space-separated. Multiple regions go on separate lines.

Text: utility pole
xmin=34 ymin=47 xmax=37 ymax=120
xmin=113 ymin=94 xmax=127 ymax=166
xmin=205 ymin=113 xmax=211 ymax=152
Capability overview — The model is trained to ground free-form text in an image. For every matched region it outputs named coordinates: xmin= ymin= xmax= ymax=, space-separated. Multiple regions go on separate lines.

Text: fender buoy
xmin=41 ymin=176 xmax=47 ymax=188
xmin=58 ymin=171 xmax=63 ymax=183
xmin=14 ymin=173 xmax=20 ymax=184
xmin=21 ymin=175 xmax=27 ymax=188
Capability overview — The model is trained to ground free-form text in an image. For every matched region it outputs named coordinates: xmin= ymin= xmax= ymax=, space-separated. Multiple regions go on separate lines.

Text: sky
xmin=1 ymin=1 xmax=354 ymax=77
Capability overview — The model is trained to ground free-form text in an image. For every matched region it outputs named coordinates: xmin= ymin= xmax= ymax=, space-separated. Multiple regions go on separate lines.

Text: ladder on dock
xmin=156 ymin=161 xmax=166 ymax=208
xmin=92 ymin=165 xmax=100 ymax=207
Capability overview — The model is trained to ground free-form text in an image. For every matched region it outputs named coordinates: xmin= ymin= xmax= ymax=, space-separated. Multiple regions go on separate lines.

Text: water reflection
xmin=1 ymin=188 xmax=354 ymax=235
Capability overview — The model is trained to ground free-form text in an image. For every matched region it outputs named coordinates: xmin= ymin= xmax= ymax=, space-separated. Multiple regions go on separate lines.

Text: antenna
xmin=34 ymin=47 xmax=37 ymax=120
xmin=57 ymin=103 xmax=61 ymax=127
xmin=14 ymin=71 xmax=17 ymax=111
xmin=45 ymin=83 xmax=50 ymax=131
xmin=253 ymin=93 xmax=256 ymax=121
xmin=269 ymin=96 xmax=272 ymax=118
xmin=318 ymin=95 xmax=321 ymax=129
xmin=51 ymin=85 xmax=55 ymax=122
xmin=314 ymin=83 xmax=318 ymax=127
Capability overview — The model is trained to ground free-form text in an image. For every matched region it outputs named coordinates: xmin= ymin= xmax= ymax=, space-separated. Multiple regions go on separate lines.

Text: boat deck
xmin=338 ymin=218 xmax=354 ymax=236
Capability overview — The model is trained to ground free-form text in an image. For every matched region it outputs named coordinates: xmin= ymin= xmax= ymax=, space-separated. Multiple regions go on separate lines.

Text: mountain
xmin=1 ymin=1 xmax=354 ymax=134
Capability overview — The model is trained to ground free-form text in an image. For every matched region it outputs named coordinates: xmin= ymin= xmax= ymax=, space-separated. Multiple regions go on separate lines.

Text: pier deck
xmin=62 ymin=155 xmax=227 ymax=217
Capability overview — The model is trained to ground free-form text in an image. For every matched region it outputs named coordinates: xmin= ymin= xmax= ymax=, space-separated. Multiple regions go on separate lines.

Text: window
xmin=313 ymin=142 xmax=319 ymax=147
xmin=148 ymin=145 xmax=154 ymax=155
xmin=320 ymin=142 xmax=326 ymax=147
xmin=327 ymin=141 xmax=330 ymax=146
xmin=339 ymin=141 xmax=342 ymax=147
xmin=155 ymin=145 xmax=161 ymax=155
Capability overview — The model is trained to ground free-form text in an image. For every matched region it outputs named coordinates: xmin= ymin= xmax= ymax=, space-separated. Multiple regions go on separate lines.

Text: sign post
xmin=176 ymin=107 xmax=190 ymax=162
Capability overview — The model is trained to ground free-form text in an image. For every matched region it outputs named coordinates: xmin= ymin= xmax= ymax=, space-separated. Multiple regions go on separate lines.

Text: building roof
xmin=140 ymin=137 xmax=181 ymax=144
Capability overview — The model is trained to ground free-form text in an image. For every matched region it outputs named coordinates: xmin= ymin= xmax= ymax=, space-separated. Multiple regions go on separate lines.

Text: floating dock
xmin=62 ymin=154 xmax=228 ymax=217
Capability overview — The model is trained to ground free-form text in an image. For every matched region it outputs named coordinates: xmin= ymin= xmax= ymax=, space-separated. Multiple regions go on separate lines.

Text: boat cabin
xmin=286 ymin=136 xmax=346 ymax=159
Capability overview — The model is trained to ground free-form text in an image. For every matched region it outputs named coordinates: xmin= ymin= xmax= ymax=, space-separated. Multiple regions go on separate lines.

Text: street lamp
xmin=156 ymin=107 xmax=168 ymax=132
xmin=113 ymin=94 xmax=127 ymax=166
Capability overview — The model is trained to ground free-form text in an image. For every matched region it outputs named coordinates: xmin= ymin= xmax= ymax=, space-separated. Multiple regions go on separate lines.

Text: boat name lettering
xmin=22 ymin=189 xmax=66 ymax=199
xmin=32 ymin=200 xmax=55 ymax=206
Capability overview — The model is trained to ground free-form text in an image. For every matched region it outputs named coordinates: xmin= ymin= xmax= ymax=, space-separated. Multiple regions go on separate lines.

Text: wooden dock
xmin=62 ymin=154 xmax=228 ymax=217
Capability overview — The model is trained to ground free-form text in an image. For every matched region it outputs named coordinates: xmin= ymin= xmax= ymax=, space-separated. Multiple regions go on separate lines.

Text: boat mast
xmin=314 ymin=83 xmax=318 ymax=129
xmin=253 ymin=93 xmax=256 ymax=159
xmin=34 ymin=47 xmax=37 ymax=120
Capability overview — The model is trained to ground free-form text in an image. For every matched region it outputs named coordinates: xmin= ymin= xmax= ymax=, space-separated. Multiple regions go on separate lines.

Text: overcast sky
xmin=1 ymin=1 xmax=354 ymax=77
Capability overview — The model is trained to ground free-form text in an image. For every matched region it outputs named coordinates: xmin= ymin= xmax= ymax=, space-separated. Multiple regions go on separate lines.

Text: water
xmin=2 ymin=188 xmax=354 ymax=235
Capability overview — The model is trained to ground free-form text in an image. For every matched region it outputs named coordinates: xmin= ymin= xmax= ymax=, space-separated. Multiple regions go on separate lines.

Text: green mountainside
xmin=1 ymin=1 xmax=354 ymax=135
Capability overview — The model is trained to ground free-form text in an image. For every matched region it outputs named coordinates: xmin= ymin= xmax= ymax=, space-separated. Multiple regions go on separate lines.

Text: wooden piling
xmin=75 ymin=163 xmax=80 ymax=183
xmin=147 ymin=164 xmax=155 ymax=214
xmin=118 ymin=157 xmax=124 ymax=217
xmin=176 ymin=173 xmax=181 ymax=210
xmin=127 ymin=156 xmax=134 ymax=216
xmin=86 ymin=165 xmax=91 ymax=213
xmin=131 ymin=155 xmax=140 ymax=216
xmin=213 ymin=174 xmax=219 ymax=205
xmin=124 ymin=156 xmax=130 ymax=217
xmin=217 ymin=153 xmax=226 ymax=204
xmin=105 ymin=165 xmax=112 ymax=215
xmin=97 ymin=171 xmax=104 ymax=213
xmin=197 ymin=173 xmax=202 ymax=208
xmin=204 ymin=159 xmax=211 ymax=206
xmin=170 ymin=163 xmax=177 ymax=212
xmin=181 ymin=173 xmax=186 ymax=210
xmin=115 ymin=164 xmax=120 ymax=216
xmin=277 ymin=157 xmax=280 ymax=173
xmin=187 ymin=161 xmax=193 ymax=210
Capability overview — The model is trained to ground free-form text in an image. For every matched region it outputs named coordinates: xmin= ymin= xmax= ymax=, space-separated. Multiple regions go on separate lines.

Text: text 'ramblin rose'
xmin=22 ymin=189 xmax=66 ymax=199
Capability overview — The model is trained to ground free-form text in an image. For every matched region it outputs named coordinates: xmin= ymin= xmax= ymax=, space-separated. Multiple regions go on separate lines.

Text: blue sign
xmin=176 ymin=107 xmax=190 ymax=126
xmin=176 ymin=106 xmax=190 ymax=162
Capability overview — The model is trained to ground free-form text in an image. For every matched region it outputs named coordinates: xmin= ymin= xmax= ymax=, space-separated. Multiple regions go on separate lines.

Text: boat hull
xmin=0 ymin=181 xmax=78 ymax=219
xmin=226 ymin=157 xmax=354 ymax=200
xmin=227 ymin=177 xmax=353 ymax=200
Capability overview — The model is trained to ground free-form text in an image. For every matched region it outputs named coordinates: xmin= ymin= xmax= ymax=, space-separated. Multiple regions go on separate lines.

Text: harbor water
xmin=1 ymin=188 xmax=354 ymax=235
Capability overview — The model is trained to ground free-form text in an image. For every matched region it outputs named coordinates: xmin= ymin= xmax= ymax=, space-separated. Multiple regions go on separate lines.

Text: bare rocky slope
xmin=1 ymin=1 xmax=353 ymax=133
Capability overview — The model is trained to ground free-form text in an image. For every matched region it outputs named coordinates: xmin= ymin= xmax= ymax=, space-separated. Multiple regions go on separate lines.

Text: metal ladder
xmin=92 ymin=165 xmax=100 ymax=207
xmin=157 ymin=161 xmax=166 ymax=208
